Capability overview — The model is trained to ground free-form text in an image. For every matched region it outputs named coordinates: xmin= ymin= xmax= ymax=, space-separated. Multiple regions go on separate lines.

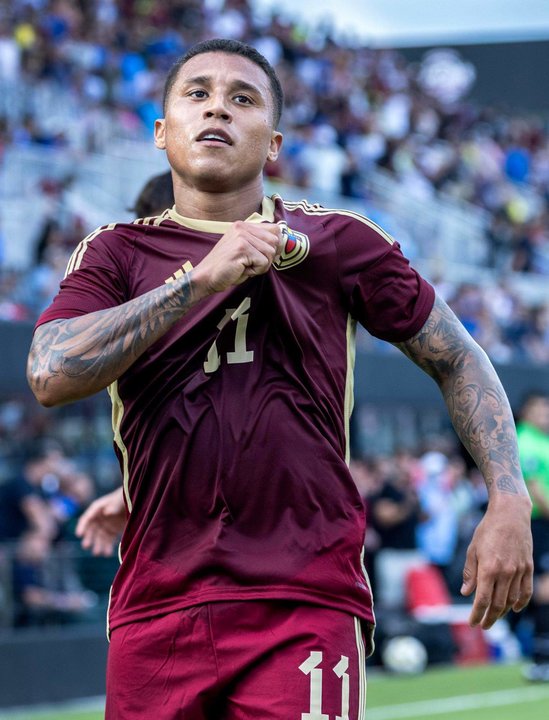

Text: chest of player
xmin=122 ymin=223 xmax=349 ymax=381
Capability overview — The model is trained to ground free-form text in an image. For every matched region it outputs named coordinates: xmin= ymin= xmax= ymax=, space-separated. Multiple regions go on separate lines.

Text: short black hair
xmin=162 ymin=38 xmax=284 ymax=128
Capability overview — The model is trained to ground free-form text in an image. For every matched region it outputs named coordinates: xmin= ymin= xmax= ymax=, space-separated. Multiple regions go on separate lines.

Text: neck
xmin=172 ymin=176 xmax=266 ymax=222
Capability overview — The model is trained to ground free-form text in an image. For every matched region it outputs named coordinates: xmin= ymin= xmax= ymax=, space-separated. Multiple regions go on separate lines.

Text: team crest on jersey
xmin=273 ymin=224 xmax=310 ymax=271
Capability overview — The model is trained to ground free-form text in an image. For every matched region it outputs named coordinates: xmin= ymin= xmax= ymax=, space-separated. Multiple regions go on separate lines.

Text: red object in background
xmin=405 ymin=564 xmax=490 ymax=665
xmin=451 ymin=622 xmax=490 ymax=665
xmin=406 ymin=564 xmax=452 ymax=612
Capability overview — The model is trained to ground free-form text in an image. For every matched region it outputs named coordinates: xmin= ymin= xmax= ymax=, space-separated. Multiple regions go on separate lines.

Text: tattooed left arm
xmin=393 ymin=294 xmax=533 ymax=628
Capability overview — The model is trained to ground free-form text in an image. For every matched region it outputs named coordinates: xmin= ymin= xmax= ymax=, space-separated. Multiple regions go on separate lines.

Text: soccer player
xmin=27 ymin=39 xmax=533 ymax=719
xmin=516 ymin=392 xmax=549 ymax=681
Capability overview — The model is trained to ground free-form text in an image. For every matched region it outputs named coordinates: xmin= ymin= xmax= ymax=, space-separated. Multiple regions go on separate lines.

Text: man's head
xmin=155 ymin=39 xmax=284 ymax=194
xmin=519 ymin=392 xmax=549 ymax=434
xmin=131 ymin=171 xmax=174 ymax=218
xmin=163 ymin=39 xmax=284 ymax=129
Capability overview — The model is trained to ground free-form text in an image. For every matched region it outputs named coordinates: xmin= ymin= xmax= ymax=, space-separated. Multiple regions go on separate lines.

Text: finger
xmin=92 ymin=529 xmax=112 ymax=557
xmin=81 ymin=527 xmax=97 ymax=551
xmin=241 ymin=254 xmax=272 ymax=278
xmin=75 ymin=511 xmax=92 ymax=537
xmin=94 ymin=538 xmax=114 ymax=557
xmin=514 ymin=567 xmax=534 ymax=612
xmin=461 ymin=547 xmax=478 ymax=598
xmin=479 ymin=577 xmax=511 ymax=629
xmin=469 ymin=581 xmax=492 ymax=627
xmin=254 ymin=222 xmax=282 ymax=240
xmin=245 ymin=228 xmax=282 ymax=259
xmin=103 ymin=502 xmax=120 ymax=516
xmin=248 ymin=225 xmax=283 ymax=259
xmin=236 ymin=222 xmax=281 ymax=247
xmin=240 ymin=238 xmax=278 ymax=276
xmin=505 ymin=573 xmax=523 ymax=614
xmin=273 ymin=227 xmax=284 ymax=264
xmin=76 ymin=499 xmax=104 ymax=535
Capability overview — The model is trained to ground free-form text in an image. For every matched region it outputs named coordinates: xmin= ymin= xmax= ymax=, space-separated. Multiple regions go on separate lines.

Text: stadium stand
xmin=0 ymin=5 xmax=547 ymax=701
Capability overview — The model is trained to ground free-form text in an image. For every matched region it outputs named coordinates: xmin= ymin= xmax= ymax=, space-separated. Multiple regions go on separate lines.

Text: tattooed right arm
xmin=27 ymin=273 xmax=197 ymax=406
xmin=27 ymin=220 xmax=284 ymax=407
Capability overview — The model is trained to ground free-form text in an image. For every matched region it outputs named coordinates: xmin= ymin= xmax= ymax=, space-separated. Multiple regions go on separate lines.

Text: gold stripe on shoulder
xmin=281 ymin=199 xmax=394 ymax=245
xmin=132 ymin=210 xmax=171 ymax=227
xmin=64 ymin=223 xmax=117 ymax=278
xmin=153 ymin=210 xmax=171 ymax=226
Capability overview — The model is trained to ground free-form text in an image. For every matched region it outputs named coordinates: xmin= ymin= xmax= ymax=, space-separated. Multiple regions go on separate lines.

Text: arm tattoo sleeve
xmin=393 ymin=295 xmax=528 ymax=498
xmin=28 ymin=273 xmax=195 ymax=405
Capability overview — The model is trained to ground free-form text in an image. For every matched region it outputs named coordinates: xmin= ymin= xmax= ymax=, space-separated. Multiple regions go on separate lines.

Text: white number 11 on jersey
xmin=299 ymin=651 xmax=350 ymax=720
xmin=203 ymin=297 xmax=254 ymax=373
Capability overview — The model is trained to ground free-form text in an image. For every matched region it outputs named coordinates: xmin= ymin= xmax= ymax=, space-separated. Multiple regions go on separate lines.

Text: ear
xmin=267 ymin=131 xmax=283 ymax=162
xmin=154 ymin=118 xmax=166 ymax=150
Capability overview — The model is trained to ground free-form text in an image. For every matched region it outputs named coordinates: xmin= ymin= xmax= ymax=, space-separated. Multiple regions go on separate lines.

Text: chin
xmin=194 ymin=168 xmax=257 ymax=193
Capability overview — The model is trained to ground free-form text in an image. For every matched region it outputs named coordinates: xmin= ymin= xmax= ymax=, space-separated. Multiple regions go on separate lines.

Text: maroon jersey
xmin=36 ymin=195 xmax=435 ymax=636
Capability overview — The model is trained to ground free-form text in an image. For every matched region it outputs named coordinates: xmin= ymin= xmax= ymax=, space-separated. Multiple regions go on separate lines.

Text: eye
xmin=234 ymin=94 xmax=253 ymax=105
xmin=189 ymin=89 xmax=208 ymax=99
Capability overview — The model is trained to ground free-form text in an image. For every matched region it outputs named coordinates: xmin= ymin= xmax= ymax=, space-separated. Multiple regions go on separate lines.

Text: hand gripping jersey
xmin=36 ymin=195 xmax=435 ymax=643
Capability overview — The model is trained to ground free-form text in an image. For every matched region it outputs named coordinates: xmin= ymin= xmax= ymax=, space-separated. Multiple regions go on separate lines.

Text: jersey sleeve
xmin=335 ymin=214 xmax=435 ymax=342
xmin=35 ymin=225 xmax=132 ymax=328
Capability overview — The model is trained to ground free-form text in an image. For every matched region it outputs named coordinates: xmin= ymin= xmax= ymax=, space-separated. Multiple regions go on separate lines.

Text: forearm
xmin=395 ymin=295 xmax=530 ymax=501
xmin=437 ymin=346 xmax=527 ymax=499
xmin=28 ymin=272 xmax=200 ymax=406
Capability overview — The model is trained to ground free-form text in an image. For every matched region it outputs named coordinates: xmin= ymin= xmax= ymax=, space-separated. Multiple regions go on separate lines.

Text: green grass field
xmin=3 ymin=662 xmax=549 ymax=720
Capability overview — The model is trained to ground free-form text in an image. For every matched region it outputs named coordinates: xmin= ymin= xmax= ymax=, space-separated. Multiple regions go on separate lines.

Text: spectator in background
xmin=12 ymin=528 xmax=98 ymax=627
xmin=1 ymin=0 xmax=549 ymax=378
xmin=368 ymin=455 xmax=425 ymax=609
xmin=0 ymin=440 xmax=94 ymax=544
xmin=416 ymin=451 xmax=460 ymax=593
xmin=0 ymin=444 xmax=59 ymax=543
xmin=517 ymin=392 xmax=549 ymax=681
xmin=349 ymin=457 xmax=383 ymax=585
xmin=128 ymin=170 xmax=174 ymax=218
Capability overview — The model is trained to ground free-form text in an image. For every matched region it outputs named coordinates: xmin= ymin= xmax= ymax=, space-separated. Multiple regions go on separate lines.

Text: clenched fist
xmin=192 ymin=221 xmax=283 ymax=297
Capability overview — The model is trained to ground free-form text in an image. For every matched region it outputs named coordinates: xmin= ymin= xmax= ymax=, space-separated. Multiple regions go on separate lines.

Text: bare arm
xmin=27 ymin=221 xmax=282 ymax=406
xmin=393 ymin=294 xmax=533 ymax=627
xmin=28 ymin=274 xmax=195 ymax=406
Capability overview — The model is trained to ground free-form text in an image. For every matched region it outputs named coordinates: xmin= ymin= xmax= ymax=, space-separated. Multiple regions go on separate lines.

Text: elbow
xmin=27 ymin=378 xmax=59 ymax=408
xmin=26 ymin=359 xmax=62 ymax=408
xmin=34 ymin=393 xmax=59 ymax=409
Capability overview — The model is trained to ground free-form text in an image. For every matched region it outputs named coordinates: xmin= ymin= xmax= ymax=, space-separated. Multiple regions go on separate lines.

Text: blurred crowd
xmin=0 ymin=1 xmax=548 ymax=362
xmin=0 ymin=391 xmax=493 ymax=630
xmin=0 ymin=391 xmax=531 ymax=670
xmin=0 ymin=438 xmax=104 ymax=627
xmin=0 ymin=6 xmax=547 ymax=676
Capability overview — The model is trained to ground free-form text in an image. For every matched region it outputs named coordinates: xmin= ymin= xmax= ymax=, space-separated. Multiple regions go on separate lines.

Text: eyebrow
xmin=182 ymin=75 xmax=264 ymax=98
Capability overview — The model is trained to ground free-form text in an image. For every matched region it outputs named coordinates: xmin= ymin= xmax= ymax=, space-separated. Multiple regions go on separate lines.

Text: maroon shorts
xmin=106 ymin=601 xmax=369 ymax=719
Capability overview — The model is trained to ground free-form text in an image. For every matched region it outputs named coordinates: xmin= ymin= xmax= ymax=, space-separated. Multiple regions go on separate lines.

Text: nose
xmin=204 ymin=93 xmax=232 ymax=122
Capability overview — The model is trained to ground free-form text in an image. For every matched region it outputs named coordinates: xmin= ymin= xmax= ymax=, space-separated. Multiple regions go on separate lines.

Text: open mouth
xmin=197 ymin=129 xmax=233 ymax=145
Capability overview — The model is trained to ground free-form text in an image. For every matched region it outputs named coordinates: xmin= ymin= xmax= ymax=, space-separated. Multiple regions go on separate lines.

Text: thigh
xmin=106 ymin=607 xmax=218 ymax=720
xmin=218 ymin=603 xmax=368 ymax=720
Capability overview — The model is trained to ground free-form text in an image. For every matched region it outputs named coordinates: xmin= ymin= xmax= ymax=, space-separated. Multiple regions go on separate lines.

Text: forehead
xmin=177 ymin=52 xmax=271 ymax=96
